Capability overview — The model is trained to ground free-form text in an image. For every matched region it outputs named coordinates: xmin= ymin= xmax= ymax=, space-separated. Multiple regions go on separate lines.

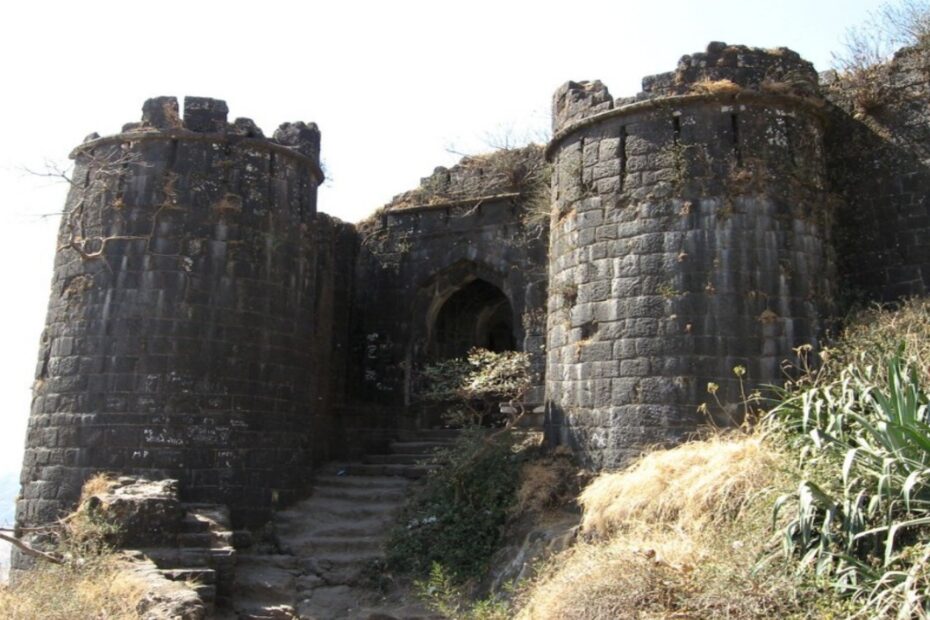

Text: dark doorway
xmin=429 ymin=280 xmax=515 ymax=359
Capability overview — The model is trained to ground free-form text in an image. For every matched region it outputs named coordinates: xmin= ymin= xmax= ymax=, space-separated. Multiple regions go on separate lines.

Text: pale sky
xmin=0 ymin=0 xmax=888 ymax=475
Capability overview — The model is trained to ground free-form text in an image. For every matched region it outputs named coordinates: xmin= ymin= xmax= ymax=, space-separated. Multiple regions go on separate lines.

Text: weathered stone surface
xmin=82 ymin=477 xmax=183 ymax=546
xmin=16 ymin=100 xmax=349 ymax=534
xmin=15 ymin=40 xmax=930 ymax=581
xmin=273 ymin=121 xmax=321 ymax=160
xmin=353 ymin=146 xmax=549 ymax=411
xmin=183 ymin=96 xmax=229 ymax=132
xmin=142 ymin=96 xmax=182 ymax=130
xmin=130 ymin=556 xmax=207 ymax=620
xmin=824 ymin=44 xmax=930 ymax=302
xmin=546 ymin=44 xmax=834 ymax=468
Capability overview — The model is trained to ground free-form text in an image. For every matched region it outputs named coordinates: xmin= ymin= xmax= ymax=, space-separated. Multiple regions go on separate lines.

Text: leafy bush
xmin=386 ymin=428 xmax=520 ymax=583
xmin=418 ymin=348 xmax=533 ymax=427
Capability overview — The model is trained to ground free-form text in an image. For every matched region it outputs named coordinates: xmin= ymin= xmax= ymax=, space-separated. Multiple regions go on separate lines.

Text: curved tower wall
xmin=18 ymin=97 xmax=350 ymax=528
xmin=545 ymin=44 xmax=835 ymax=468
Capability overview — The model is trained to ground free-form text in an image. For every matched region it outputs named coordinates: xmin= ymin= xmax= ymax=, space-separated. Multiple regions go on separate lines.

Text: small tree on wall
xmin=417 ymin=347 xmax=533 ymax=428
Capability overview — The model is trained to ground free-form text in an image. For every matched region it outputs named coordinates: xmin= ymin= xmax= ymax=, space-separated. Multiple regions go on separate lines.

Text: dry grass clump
xmin=579 ymin=434 xmax=777 ymax=537
xmin=823 ymin=297 xmax=930 ymax=381
xmin=0 ymin=556 xmax=149 ymax=620
xmin=512 ymin=446 xmax=581 ymax=515
xmin=78 ymin=472 xmax=119 ymax=500
xmin=514 ymin=433 xmax=825 ymax=619
xmin=690 ymin=79 xmax=743 ymax=96
xmin=760 ymin=79 xmax=794 ymax=95
xmin=516 ymin=527 xmax=819 ymax=620
xmin=517 ymin=531 xmax=700 ymax=620
xmin=0 ymin=472 xmax=149 ymax=619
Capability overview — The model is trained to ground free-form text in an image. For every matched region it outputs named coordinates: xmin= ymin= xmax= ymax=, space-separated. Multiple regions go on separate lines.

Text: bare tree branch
xmin=0 ymin=532 xmax=63 ymax=565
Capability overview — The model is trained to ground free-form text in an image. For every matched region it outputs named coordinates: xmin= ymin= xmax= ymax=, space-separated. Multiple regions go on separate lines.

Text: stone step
xmin=159 ymin=566 xmax=216 ymax=585
xmin=236 ymin=605 xmax=300 ymax=620
xmin=299 ymin=551 xmax=383 ymax=586
xmin=232 ymin=563 xmax=298 ymax=606
xmin=144 ymin=545 xmax=236 ymax=568
xmin=178 ymin=530 xmax=235 ymax=548
xmin=396 ymin=428 xmax=462 ymax=442
xmin=236 ymin=553 xmax=300 ymax=570
xmin=180 ymin=513 xmax=213 ymax=534
xmin=294 ymin=535 xmax=383 ymax=555
xmin=362 ymin=453 xmax=427 ymax=465
xmin=310 ymin=485 xmax=407 ymax=502
xmin=313 ymin=473 xmax=411 ymax=489
xmin=275 ymin=512 xmax=397 ymax=536
xmin=304 ymin=516 xmax=399 ymax=538
xmin=277 ymin=498 xmax=401 ymax=521
xmin=180 ymin=503 xmax=232 ymax=529
xmin=388 ymin=440 xmax=452 ymax=454
xmin=340 ymin=463 xmax=434 ymax=479
xmin=177 ymin=532 xmax=215 ymax=548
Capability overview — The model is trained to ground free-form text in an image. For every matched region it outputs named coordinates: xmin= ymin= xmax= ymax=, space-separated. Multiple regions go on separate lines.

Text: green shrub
xmin=418 ymin=348 xmax=533 ymax=427
xmin=415 ymin=562 xmax=510 ymax=620
xmin=386 ymin=427 xmax=520 ymax=583
xmin=767 ymin=350 xmax=930 ymax=618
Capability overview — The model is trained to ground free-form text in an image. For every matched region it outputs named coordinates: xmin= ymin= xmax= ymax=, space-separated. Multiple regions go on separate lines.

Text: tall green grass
xmin=767 ymin=301 xmax=930 ymax=618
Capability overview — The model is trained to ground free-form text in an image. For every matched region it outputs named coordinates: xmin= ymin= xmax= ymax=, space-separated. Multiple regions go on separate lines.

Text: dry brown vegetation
xmin=690 ymin=78 xmax=743 ymax=96
xmin=823 ymin=297 xmax=930 ymax=380
xmin=514 ymin=434 xmax=836 ymax=620
xmin=578 ymin=434 xmax=776 ymax=536
xmin=0 ymin=474 xmax=150 ymax=619
xmin=0 ymin=556 xmax=150 ymax=620
xmin=512 ymin=446 xmax=581 ymax=515
xmin=831 ymin=0 xmax=930 ymax=114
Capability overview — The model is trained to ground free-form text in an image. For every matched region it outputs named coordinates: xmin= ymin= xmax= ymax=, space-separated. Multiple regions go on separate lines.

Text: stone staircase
xmin=141 ymin=502 xmax=243 ymax=613
xmin=227 ymin=429 xmax=459 ymax=619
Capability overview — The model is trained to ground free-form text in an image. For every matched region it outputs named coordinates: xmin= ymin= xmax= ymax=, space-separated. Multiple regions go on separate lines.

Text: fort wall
xmin=15 ymin=40 xmax=930 ymax=542
xmin=545 ymin=44 xmax=835 ymax=467
xmin=353 ymin=149 xmax=549 ymax=413
xmin=17 ymin=97 xmax=354 ymax=529
xmin=823 ymin=45 xmax=930 ymax=302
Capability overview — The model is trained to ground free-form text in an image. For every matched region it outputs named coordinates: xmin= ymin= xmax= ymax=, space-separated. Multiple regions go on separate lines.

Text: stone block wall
xmin=17 ymin=97 xmax=354 ymax=530
xmin=17 ymin=40 xmax=930 ymax=536
xmin=824 ymin=45 xmax=930 ymax=303
xmin=545 ymin=44 xmax=835 ymax=468
xmin=353 ymin=148 xmax=549 ymax=411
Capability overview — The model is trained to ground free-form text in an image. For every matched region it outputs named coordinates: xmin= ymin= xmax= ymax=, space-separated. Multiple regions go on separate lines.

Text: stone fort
xmin=15 ymin=41 xmax=930 ymax=535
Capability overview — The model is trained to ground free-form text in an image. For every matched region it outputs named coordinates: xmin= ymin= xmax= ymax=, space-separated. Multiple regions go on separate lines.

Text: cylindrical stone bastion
xmin=17 ymin=96 xmax=347 ymax=528
xmin=545 ymin=43 xmax=835 ymax=468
